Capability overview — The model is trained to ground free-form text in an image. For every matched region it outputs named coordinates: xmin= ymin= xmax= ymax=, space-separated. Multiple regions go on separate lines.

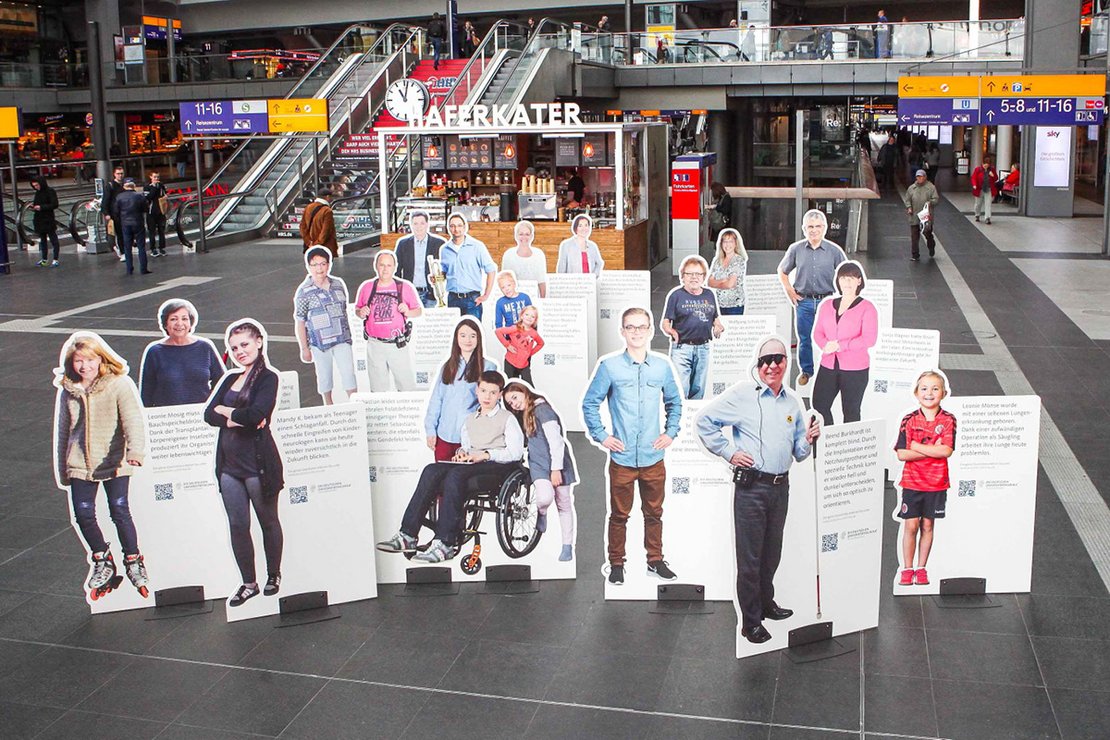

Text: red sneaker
xmin=899 ymin=569 xmax=914 ymax=586
xmin=914 ymin=568 xmax=929 ymax=585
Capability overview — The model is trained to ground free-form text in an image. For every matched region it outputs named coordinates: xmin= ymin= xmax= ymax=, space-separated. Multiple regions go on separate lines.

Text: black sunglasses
xmin=757 ymin=353 xmax=787 ymax=367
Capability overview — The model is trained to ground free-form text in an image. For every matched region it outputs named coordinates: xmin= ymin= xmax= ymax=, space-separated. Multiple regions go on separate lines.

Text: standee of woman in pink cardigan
xmin=811 ymin=261 xmax=878 ymax=426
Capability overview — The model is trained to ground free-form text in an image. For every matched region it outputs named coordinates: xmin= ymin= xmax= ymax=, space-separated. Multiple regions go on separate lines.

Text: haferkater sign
xmin=413 ymin=102 xmax=582 ymax=128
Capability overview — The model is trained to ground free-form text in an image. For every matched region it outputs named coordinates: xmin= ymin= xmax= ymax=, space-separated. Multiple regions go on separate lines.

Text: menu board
xmin=493 ymin=134 xmax=519 ymax=170
xmin=421 ymin=136 xmax=445 ymax=170
xmin=445 ymin=136 xmax=492 ymax=169
xmin=555 ymin=137 xmax=580 ymax=167
xmin=582 ymin=132 xmax=607 ymax=166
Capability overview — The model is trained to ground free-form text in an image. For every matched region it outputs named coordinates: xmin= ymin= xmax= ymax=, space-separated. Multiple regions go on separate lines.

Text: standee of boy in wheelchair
xmin=376 ymin=371 xmax=543 ymax=574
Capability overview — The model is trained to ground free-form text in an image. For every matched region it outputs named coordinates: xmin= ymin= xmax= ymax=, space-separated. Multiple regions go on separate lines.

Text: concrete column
xmin=735 ymin=103 xmax=754 ymax=186
xmin=970 ymin=127 xmax=984 ymax=170
xmin=84 ymin=0 xmax=121 ymax=87
xmin=996 ymin=125 xmax=1014 ymax=171
xmin=708 ymin=111 xmax=733 ymax=184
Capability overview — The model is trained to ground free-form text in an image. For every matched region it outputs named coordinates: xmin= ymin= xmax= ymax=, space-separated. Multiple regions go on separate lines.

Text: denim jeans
xmin=119 ymin=223 xmax=148 ymax=274
xmin=70 ymin=477 xmax=138 ymax=555
xmin=401 ymin=461 xmax=512 ymax=546
xmin=670 ymin=342 xmax=710 ymax=400
xmin=448 ymin=292 xmax=481 ymax=319
xmin=431 ymin=38 xmax=443 ymax=66
xmin=719 ymin=305 xmax=745 ymax=316
xmin=795 ymin=297 xmax=819 ymax=376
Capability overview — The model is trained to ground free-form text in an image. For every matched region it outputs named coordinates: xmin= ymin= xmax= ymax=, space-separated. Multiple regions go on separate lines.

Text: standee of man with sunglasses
xmin=694 ymin=337 xmax=821 ymax=644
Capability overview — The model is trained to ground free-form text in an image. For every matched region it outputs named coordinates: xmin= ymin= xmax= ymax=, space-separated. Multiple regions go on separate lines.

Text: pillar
xmin=996 ymin=125 xmax=1014 ymax=171
xmin=708 ymin=111 xmax=733 ymax=184
xmin=970 ymin=127 xmax=984 ymax=170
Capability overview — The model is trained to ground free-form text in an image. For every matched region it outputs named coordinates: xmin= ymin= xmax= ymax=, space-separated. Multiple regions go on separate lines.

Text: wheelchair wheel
xmin=496 ymin=468 xmax=541 ymax=558
xmin=460 ymin=555 xmax=481 ymax=575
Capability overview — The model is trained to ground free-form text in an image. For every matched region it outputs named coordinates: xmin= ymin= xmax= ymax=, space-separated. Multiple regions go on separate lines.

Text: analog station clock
xmin=384 ymin=78 xmax=430 ymax=122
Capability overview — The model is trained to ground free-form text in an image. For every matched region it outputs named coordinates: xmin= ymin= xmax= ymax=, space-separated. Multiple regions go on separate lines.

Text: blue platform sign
xmin=179 ymin=100 xmax=269 ymax=135
xmin=897 ymin=98 xmax=980 ymax=126
xmin=980 ymin=97 xmax=1105 ymax=126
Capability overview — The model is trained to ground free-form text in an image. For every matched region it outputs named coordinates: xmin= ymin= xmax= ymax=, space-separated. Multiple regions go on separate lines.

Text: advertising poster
xmin=891 ymin=395 xmax=1040 ymax=596
xmin=227 ymin=402 xmax=376 ymax=622
xmin=360 ymin=392 xmax=576 ymax=583
xmin=860 ymin=328 xmax=940 ymax=469
xmin=597 ymin=270 xmax=652 ymax=358
xmin=743 ymin=274 xmax=794 ymax=340
xmin=1033 ymin=127 xmax=1072 ymax=188
xmin=706 ymin=314 xmax=776 ymax=398
xmin=409 ymin=307 xmax=462 ymax=389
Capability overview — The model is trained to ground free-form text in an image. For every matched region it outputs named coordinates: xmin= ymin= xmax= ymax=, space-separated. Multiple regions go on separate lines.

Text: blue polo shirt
xmin=695 ymin=382 xmax=811 ymax=475
xmin=582 ymin=350 xmax=683 ymax=468
xmin=440 ymin=235 xmax=496 ymax=294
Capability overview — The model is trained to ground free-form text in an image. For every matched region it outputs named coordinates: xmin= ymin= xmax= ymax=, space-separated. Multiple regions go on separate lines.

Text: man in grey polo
xmin=776 ymin=210 xmax=846 ymax=386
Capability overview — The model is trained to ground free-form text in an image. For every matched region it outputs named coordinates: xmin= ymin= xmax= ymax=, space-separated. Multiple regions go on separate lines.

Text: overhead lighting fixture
xmin=582 ymin=142 xmax=595 ymax=158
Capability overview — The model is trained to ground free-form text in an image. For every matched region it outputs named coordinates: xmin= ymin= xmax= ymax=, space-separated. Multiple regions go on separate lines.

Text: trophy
xmin=427 ymin=254 xmax=448 ymax=308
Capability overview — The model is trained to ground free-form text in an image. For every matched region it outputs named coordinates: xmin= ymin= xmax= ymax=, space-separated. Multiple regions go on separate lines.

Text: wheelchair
xmin=406 ymin=464 xmax=543 ymax=575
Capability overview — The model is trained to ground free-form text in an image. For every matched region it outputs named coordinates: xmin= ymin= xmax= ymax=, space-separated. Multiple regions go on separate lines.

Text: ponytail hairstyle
xmin=227 ymin=320 xmax=267 ymax=405
xmin=440 ymin=317 xmax=485 ymax=385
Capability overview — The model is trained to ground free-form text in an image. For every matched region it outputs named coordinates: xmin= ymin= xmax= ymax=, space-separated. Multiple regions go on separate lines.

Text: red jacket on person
xmin=970 ymin=165 xmax=999 ymax=198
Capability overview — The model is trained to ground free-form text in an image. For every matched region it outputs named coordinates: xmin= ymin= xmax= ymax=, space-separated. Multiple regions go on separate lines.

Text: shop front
xmin=124 ymin=111 xmax=182 ymax=154
xmin=377 ymin=106 xmax=669 ymax=271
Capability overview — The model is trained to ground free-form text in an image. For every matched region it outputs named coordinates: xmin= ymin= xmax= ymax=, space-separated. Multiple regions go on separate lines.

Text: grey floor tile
xmin=0 ymin=515 xmax=71 ymax=551
xmin=0 ymin=645 xmax=133 ymax=710
xmin=239 ymin=615 xmax=374 ymax=677
xmin=76 ymin=655 xmax=228 ymax=723
xmin=437 ymin=638 xmax=567 ymax=700
xmin=920 ymin=594 xmax=1028 ymax=635
xmin=932 ymin=679 xmax=1058 ymax=740
xmin=146 ymin=603 xmax=274 ymax=665
xmin=335 ymin=626 xmax=467 ymax=688
xmin=544 ymin=645 xmax=673 ymax=711
xmin=656 ymin=652 xmax=778 ymax=722
xmin=0 ymin=700 xmax=66 ymax=740
xmin=156 ymin=724 xmax=271 ymax=740
xmin=1019 ymin=594 xmax=1110 ymax=642
xmin=1031 ymin=635 xmax=1110 ymax=691
xmin=649 ymin=715 xmax=770 ymax=739
xmin=61 ymin=605 xmax=183 ymax=654
xmin=864 ymin=626 xmax=930 ymax=679
xmin=569 ymin=601 xmax=691 ymax=658
xmin=35 ymin=709 xmax=167 ymax=739
xmin=175 ymin=669 xmax=326 ymax=737
xmin=475 ymin=593 xmax=591 ymax=647
xmin=525 ymin=704 xmax=660 ymax=740
xmin=926 ymin=630 xmax=1043 ymax=686
xmin=1048 ymin=687 xmax=1110 ymax=740
xmin=770 ymin=665 xmax=860 ymax=731
xmin=768 ymin=726 xmax=855 ymax=739
xmin=279 ymin=680 xmax=428 ymax=739
xmin=0 ymin=549 xmax=91 ymax=598
xmin=862 ymin=673 xmax=938 ymax=738
xmin=400 ymin=692 xmax=538 ymax=739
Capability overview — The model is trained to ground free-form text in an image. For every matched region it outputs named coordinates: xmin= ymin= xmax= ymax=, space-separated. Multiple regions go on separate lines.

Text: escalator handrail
xmin=14 ymin=200 xmax=37 ymax=247
xmin=438 ymin=19 xmax=531 ymax=110
xmin=172 ymin=181 xmax=280 ymax=249
xmin=679 ymin=39 xmax=739 ymax=62
xmin=487 ymin=17 xmax=579 ymax=109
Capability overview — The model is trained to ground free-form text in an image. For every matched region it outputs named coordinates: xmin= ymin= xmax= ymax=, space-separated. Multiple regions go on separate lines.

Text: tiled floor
xmin=0 ymin=189 xmax=1108 ymax=739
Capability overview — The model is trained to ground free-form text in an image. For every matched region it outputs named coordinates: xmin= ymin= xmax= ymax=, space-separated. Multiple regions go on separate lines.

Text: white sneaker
xmin=412 ymin=539 xmax=457 ymax=563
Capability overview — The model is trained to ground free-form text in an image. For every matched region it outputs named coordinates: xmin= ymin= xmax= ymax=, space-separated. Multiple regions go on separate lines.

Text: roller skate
xmin=124 ymin=553 xmax=150 ymax=598
xmin=88 ymin=548 xmax=123 ymax=600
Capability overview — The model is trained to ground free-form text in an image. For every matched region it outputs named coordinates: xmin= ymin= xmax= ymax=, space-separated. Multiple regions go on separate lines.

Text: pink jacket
xmin=812 ymin=297 xmax=878 ymax=371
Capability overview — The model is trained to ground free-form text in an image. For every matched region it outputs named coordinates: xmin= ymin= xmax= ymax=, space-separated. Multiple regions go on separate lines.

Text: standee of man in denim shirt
xmin=439 ymin=213 xmax=496 ymax=319
xmin=777 ymin=209 xmax=846 ymax=386
xmin=582 ymin=307 xmax=683 ymax=586
xmin=695 ymin=337 xmax=821 ymax=644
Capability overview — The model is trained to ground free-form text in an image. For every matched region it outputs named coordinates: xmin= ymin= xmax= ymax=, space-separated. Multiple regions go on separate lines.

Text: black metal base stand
xmin=277 ymin=591 xmax=340 ymax=627
xmin=145 ymin=585 xmax=212 ymax=621
xmin=399 ymin=566 xmax=460 ymax=596
xmin=932 ymin=577 xmax=999 ymax=609
xmin=649 ymin=583 xmax=714 ymax=615
xmin=785 ymin=622 xmax=855 ymax=664
xmin=476 ymin=564 xmax=539 ymax=595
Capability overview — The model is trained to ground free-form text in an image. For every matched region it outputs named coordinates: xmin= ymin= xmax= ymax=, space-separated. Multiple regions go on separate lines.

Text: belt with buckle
xmin=799 ymin=293 xmax=830 ymax=300
xmin=450 ymin=290 xmax=479 ymax=298
xmin=755 ymin=470 xmax=789 ymax=485
xmin=677 ymin=338 xmax=709 ymax=346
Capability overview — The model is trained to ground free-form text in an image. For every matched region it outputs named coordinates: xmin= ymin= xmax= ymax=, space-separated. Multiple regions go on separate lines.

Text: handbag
xmin=106 ymin=219 xmax=115 ymax=237
xmin=158 ymin=196 xmax=170 ymax=214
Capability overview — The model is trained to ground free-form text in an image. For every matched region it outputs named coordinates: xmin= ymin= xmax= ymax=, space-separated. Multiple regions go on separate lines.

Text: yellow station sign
xmin=267 ymin=98 xmax=329 ymax=133
xmin=0 ymin=107 xmax=20 ymax=139
xmin=897 ymin=76 xmax=980 ymax=99
xmin=979 ymin=74 xmax=1106 ymax=97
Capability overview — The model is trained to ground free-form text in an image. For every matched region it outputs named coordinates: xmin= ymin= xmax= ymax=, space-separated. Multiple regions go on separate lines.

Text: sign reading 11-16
xmin=179 ymin=98 xmax=327 ymax=135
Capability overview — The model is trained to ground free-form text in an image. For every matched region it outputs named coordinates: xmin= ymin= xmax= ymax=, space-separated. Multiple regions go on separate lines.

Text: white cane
xmin=809 ymin=411 xmax=823 ymax=620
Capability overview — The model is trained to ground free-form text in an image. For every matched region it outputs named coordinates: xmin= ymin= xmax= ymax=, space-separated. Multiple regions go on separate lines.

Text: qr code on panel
xmin=873 ymin=379 xmax=888 ymax=394
xmin=672 ymin=477 xmax=690 ymax=495
xmin=289 ymin=486 xmax=309 ymax=505
xmin=154 ymin=483 xmax=174 ymax=502
xmin=357 ymin=360 xmax=366 ymax=372
xmin=368 ymin=466 xmax=378 ymax=483
xmin=821 ymin=533 xmax=839 ymax=553
xmin=713 ymin=382 xmax=726 ymax=396
xmin=416 ymin=371 xmax=429 ymax=384
xmin=543 ymin=354 xmax=556 ymax=366
xmin=600 ymin=309 xmax=611 ymax=319
xmin=958 ymin=480 xmax=976 ymax=497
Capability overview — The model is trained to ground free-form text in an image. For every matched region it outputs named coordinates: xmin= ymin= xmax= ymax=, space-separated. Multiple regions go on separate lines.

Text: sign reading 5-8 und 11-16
xmin=178 ymin=99 xmax=328 ymax=135
xmin=897 ymin=74 xmax=1106 ymax=127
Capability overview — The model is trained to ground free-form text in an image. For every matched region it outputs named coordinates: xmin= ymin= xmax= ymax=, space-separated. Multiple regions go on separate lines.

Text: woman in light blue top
xmin=424 ymin=317 xmax=497 ymax=461
xmin=555 ymin=214 xmax=604 ymax=274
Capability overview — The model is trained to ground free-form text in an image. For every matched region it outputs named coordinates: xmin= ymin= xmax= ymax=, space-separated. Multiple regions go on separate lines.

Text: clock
xmin=384 ymin=79 xmax=430 ymax=122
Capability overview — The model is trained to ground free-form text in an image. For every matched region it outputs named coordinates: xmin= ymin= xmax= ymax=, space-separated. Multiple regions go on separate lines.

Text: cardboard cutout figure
xmin=294 ymin=246 xmax=358 ymax=404
xmin=139 ymin=299 xmax=225 ymax=407
xmin=393 ymin=209 xmax=448 ymax=307
xmin=556 ymin=213 xmax=605 ymax=274
xmin=53 ymin=332 xmax=152 ymax=604
xmin=581 ymin=307 xmax=684 ymax=592
xmin=661 ymin=254 xmax=724 ymax=400
xmin=500 ymin=220 xmax=549 ymax=298
xmin=776 ymin=209 xmax=848 ymax=389
xmin=440 ymin=212 xmax=497 ymax=319
xmin=706 ymin=228 xmax=749 ymax=316
xmin=353 ymin=249 xmax=423 ymax=392
xmin=204 ymin=319 xmax=286 ymax=610
xmin=810 ymin=261 xmax=879 ymax=426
